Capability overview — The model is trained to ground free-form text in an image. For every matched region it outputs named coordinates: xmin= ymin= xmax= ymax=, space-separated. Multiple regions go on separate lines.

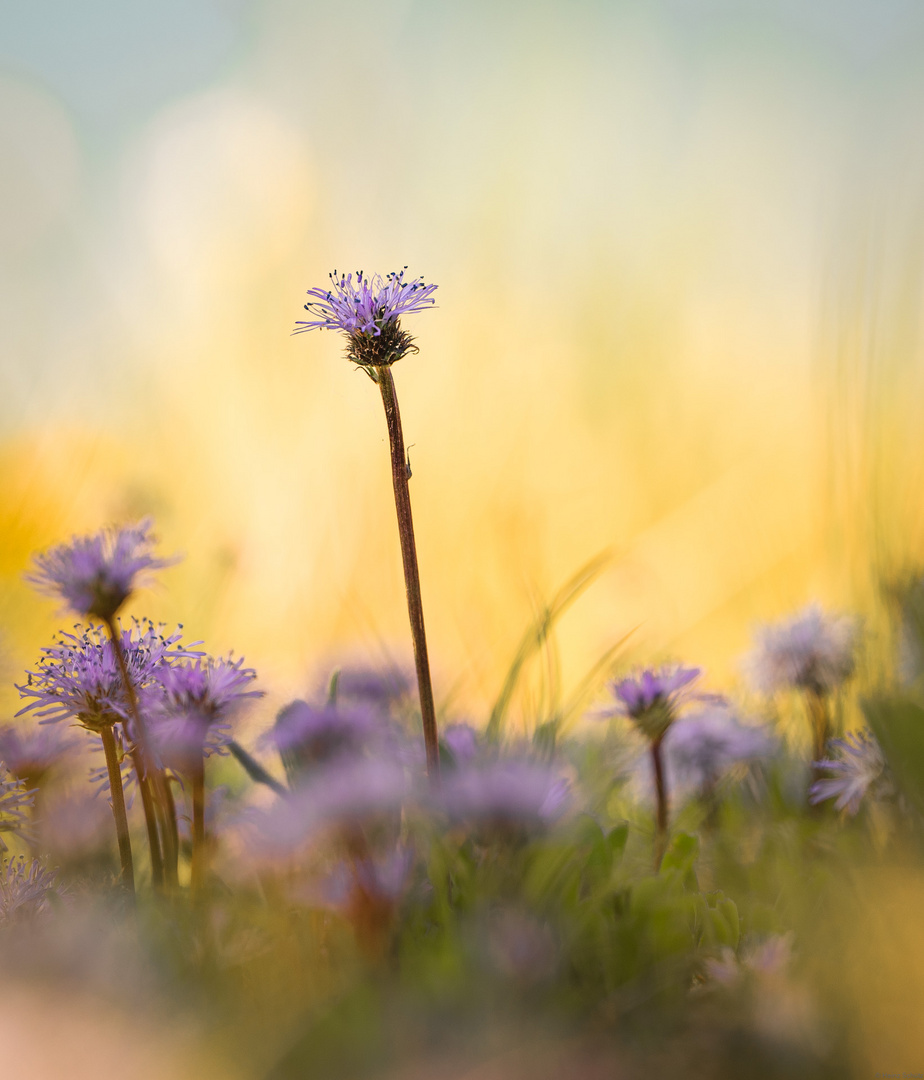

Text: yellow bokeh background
xmin=2 ymin=1 xmax=924 ymax=734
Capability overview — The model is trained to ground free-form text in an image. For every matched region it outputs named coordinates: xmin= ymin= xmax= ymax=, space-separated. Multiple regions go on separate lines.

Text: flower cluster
xmin=17 ymin=621 xmax=195 ymax=734
xmin=746 ymin=604 xmax=857 ymax=696
xmin=809 ymin=730 xmax=886 ymax=815
xmin=149 ymin=656 xmax=261 ymax=771
xmin=294 ymin=269 xmax=437 ymax=369
xmin=608 ymin=666 xmax=702 ymax=741
xmin=0 ymin=856 xmax=59 ymax=923
xmin=0 ymin=766 xmax=34 ymax=851
xmin=26 ymin=520 xmax=174 ymax=621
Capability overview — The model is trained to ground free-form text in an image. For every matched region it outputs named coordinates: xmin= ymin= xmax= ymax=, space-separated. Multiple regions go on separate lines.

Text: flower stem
xmin=100 ymin=724 xmax=135 ymax=897
xmin=103 ymin=616 xmax=167 ymax=888
xmin=651 ymin=736 xmax=669 ymax=869
xmin=375 ymin=366 xmax=440 ymax=784
xmin=190 ymin=758 xmax=206 ymax=898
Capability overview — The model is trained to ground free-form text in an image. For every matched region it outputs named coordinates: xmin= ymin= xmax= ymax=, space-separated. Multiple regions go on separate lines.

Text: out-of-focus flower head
xmin=334 ymin=665 xmax=412 ymax=715
xmin=0 ymin=766 xmax=34 ymax=852
xmin=265 ymin=699 xmax=377 ymax=782
xmin=0 ymin=723 xmax=80 ymax=785
xmin=16 ymin=621 xmax=193 ymax=734
xmin=746 ymin=603 xmax=858 ymax=696
xmin=809 ymin=730 xmax=886 ymax=815
xmin=149 ymin=656 xmax=261 ymax=771
xmin=239 ymin=758 xmax=409 ymax=868
xmin=26 ymin=520 xmax=175 ymax=621
xmin=437 ymin=759 xmax=571 ymax=831
xmin=607 ymin=665 xmax=702 ymax=741
xmin=664 ymin=705 xmax=776 ymax=794
xmin=0 ymin=856 xmax=60 ymax=924
xmin=294 ymin=269 xmax=438 ymax=370
xmin=442 ymin=723 xmax=480 ymax=766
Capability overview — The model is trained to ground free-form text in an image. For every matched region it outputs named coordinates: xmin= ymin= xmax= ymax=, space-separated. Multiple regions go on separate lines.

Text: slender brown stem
xmin=190 ymin=759 xmax=206 ymax=897
xmin=807 ymin=689 xmax=831 ymax=806
xmin=376 ymin=366 xmax=440 ymax=783
xmin=651 ymin=736 xmax=669 ymax=869
xmin=103 ymin=616 xmax=166 ymax=887
xmin=100 ymin=724 xmax=135 ymax=897
xmin=161 ymin=776 xmax=180 ymax=887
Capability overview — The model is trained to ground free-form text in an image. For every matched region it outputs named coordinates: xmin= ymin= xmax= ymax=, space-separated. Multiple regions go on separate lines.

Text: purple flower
xmin=608 ymin=665 xmax=702 ymax=740
xmin=17 ymin=621 xmax=194 ymax=734
xmin=443 ymin=723 xmax=479 ymax=765
xmin=0 ymin=723 xmax=80 ymax=784
xmin=294 ymin=269 xmax=437 ymax=369
xmin=746 ymin=603 xmax=858 ymax=696
xmin=438 ymin=760 xmax=571 ymax=830
xmin=26 ymin=520 xmax=175 ymax=621
xmin=809 ymin=730 xmax=885 ymax=815
xmin=240 ymin=758 xmax=409 ymax=866
xmin=664 ymin=706 xmax=776 ymax=794
xmin=0 ymin=856 xmax=60 ymax=923
xmin=265 ymin=700 xmax=377 ymax=779
xmin=149 ymin=656 xmax=261 ymax=770
xmin=0 ymin=767 xmax=34 ymax=851
xmin=334 ymin=665 xmax=412 ymax=713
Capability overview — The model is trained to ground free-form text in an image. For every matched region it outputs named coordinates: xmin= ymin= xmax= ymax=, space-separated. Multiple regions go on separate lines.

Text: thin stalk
xmin=161 ymin=777 xmax=180 ymax=887
xmin=100 ymin=724 xmax=135 ymax=897
xmin=807 ymin=689 xmax=831 ymax=806
xmin=103 ymin=616 xmax=167 ymax=887
xmin=190 ymin=759 xmax=206 ymax=898
xmin=376 ymin=366 xmax=440 ymax=783
xmin=651 ymin=736 xmax=669 ymax=869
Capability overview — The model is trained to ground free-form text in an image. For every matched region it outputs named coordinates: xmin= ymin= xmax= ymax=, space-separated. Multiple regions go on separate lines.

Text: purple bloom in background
xmin=266 ymin=700 xmax=377 ymax=782
xmin=294 ymin=269 xmax=438 ymax=369
xmin=443 ymin=723 xmax=479 ymax=765
xmin=438 ymin=760 xmax=571 ymax=830
xmin=241 ymin=758 xmax=409 ymax=867
xmin=26 ymin=520 xmax=175 ymax=621
xmin=0 ymin=723 xmax=80 ymax=785
xmin=746 ymin=603 xmax=858 ymax=696
xmin=149 ymin=656 xmax=261 ymax=771
xmin=608 ymin=666 xmax=702 ymax=741
xmin=17 ymin=621 xmax=193 ymax=734
xmin=0 ymin=856 xmax=60 ymax=924
xmin=664 ymin=706 xmax=776 ymax=795
xmin=0 ymin=766 xmax=34 ymax=852
xmin=335 ymin=665 xmax=412 ymax=714
xmin=809 ymin=730 xmax=885 ymax=815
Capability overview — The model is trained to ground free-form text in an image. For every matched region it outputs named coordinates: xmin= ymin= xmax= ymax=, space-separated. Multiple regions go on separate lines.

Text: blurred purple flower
xmin=26 ymin=519 xmax=175 ymax=621
xmin=443 ymin=723 xmax=479 ymax=765
xmin=266 ymin=700 xmax=377 ymax=772
xmin=17 ymin=621 xmax=193 ymax=734
xmin=0 ymin=856 xmax=60 ymax=923
xmin=607 ymin=665 xmax=702 ymax=741
xmin=438 ymin=760 xmax=571 ymax=829
xmin=0 ymin=767 xmax=34 ymax=851
xmin=294 ymin=269 xmax=437 ymax=369
xmin=664 ymin=706 xmax=776 ymax=794
xmin=0 ymin=723 xmax=80 ymax=784
xmin=305 ymin=846 xmax=415 ymax=912
xmin=486 ymin=908 xmax=558 ymax=985
xmin=241 ymin=758 xmax=409 ymax=866
xmin=809 ymin=730 xmax=885 ymax=815
xmin=149 ymin=656 xmax=261 ymax=771
xmin=334 ymin=665 xmax=412 ymax=713
xmin=746 ymin=603 xmax=857 ymax=696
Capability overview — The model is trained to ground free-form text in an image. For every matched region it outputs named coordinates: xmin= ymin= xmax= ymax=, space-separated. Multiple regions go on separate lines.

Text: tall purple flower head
xmin=608 ymin=665 xmax=702 ymax=741
xmin=26 ymin=519 xmax=175 ymax=621
xmin=294 ymin=269 xmax=437 ymax=371
xmin=150 ymin=656 xmax=261 ymax=770
xmin=16 ymin=621 xmax=194 ymax=734
xmin=746 ymin=603 xmax=858 ymax=697
xmin=809 ymin=730 xmax=886 ymax=815
xmin=0 ymin=723 xmax=80 ymax=785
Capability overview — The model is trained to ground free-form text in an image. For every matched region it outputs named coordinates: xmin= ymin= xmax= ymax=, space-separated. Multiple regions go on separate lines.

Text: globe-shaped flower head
xmin=26 ymin=519 xmax=174 ymax=622
xmin=609 ymin=665 xmax=702 ymax=742
xmin=294 ymin=269 xmax=438 ymax=372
